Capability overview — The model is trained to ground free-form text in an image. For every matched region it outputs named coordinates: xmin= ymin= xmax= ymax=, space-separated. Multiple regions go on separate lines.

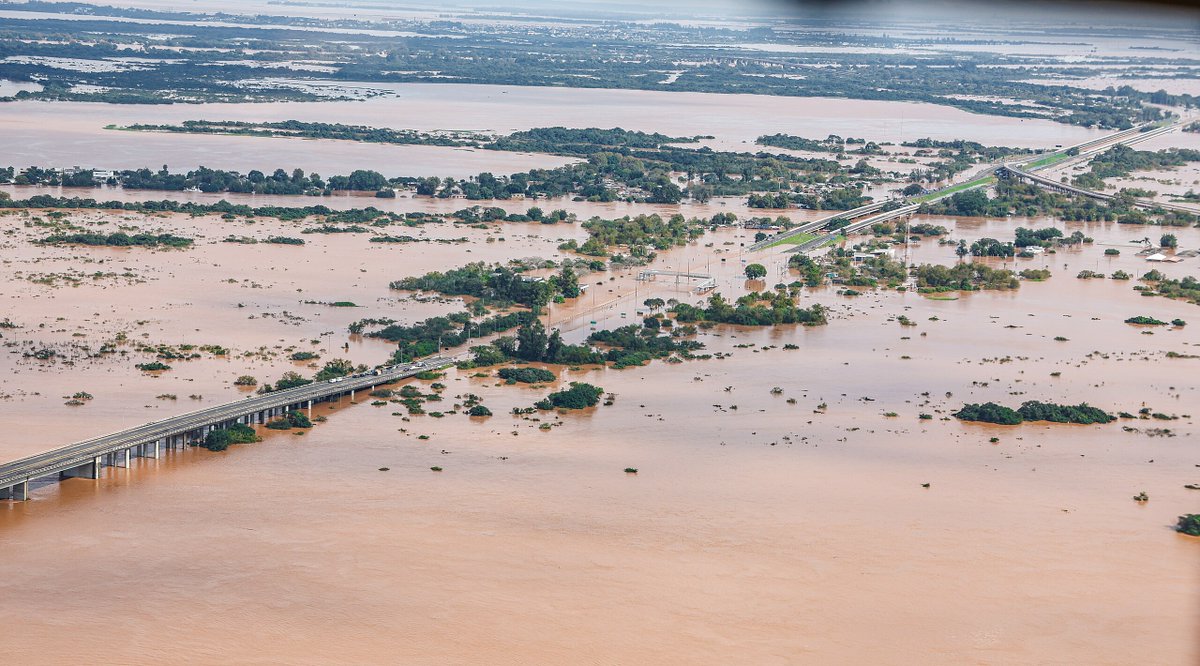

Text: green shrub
xmin=1176 ymin=514 xmax=1200 ymax=536
xmin=1125 ymin=315 xmax=1167 ymax=325
xmin=497 ymin=367 xmax=556 ymax=384
xmin=265 ymin=411 xmax=313 ymax=430
xmin=953 ymin=402 xmax=1022 ymax=425
xmin=202 ymin=423 xmax=259 ymax=451
xmin=535 ymin=382 xmax=604 ymax=410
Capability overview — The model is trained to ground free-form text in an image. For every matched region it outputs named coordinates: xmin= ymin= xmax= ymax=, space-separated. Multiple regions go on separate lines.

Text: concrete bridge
xmin=746 ymin=200 xmax=892 ymax=252
xmin=998 ymin=164 xmax=1200 ymax=215
xmin=0 ymin=356 xmax=455 ymax=501
xmin=768 ymin=119 xmax=1190 ymax=257
xmin=782 ymin=203 xmax=922 ymax=254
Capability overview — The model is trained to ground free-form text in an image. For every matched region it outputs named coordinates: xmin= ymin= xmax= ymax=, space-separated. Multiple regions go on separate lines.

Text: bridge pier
xmin=306 ymin=400 xmax=312 ymax=417
xmin=61 ymin=456 xmax=102 ymax=479
xmin=1 ymin=480 xmax=29 ymax=501
xmin=135 ymin=440 xmax=160 ymax=459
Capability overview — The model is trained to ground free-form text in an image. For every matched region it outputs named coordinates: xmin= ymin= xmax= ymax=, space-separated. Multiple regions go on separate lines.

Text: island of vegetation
xmin=954 ymin=401 xmax=1115 ymax=425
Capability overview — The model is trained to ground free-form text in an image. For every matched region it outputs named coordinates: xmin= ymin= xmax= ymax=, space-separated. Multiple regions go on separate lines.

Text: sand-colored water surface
xmin=0 ymin=201 xmax=1198 ymax=663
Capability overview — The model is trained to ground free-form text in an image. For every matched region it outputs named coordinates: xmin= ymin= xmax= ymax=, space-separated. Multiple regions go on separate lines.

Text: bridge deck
xmin=0 ymin=357 xmax=455 ymax=495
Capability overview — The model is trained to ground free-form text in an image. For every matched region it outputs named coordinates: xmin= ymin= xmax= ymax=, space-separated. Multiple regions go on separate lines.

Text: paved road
xmin=1002 ymin=164 xmax=1199 ymax=215
xmin=747 ymin=201 xmax=890 ymax=251
xmin=780 ymin=120 xmax=1190 ymax=257
xmin=0 ymin=356 xmax=457 ymax=491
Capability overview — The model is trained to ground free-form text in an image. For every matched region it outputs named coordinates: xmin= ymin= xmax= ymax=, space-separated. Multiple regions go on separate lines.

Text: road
xmin=1000 ymin=163 xmax=1199 ymax=215
xmin=767 ymin=118 xmax=1190 ymax=256
xmin=0 ymin=356 xmax=456 ymax=496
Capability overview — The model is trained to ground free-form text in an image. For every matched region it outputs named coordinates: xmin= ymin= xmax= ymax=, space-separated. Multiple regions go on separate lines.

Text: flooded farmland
xmin=0 ymin=201 xmax=1198 ymax=663
xmin=0 ymin=84 xmax=1107 ymax=175
xmin=1 ymin=0 xmax=1199 ymax=662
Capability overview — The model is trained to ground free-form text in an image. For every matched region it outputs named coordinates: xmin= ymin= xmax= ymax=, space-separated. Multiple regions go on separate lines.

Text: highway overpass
xmin=766 ymin=119 xmax=1189 ymax=257
xmin=746 ymin=200 xmax=892 ymax=252
xmin=998 ymin=164 xmax=1200 ymax=215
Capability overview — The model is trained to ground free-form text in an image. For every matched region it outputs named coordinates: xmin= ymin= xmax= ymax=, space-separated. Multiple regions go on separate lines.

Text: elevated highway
xmin=0 ymin=356 xmax=456 ymax=501
xmin=746 ymin=200 xmax=892 ymax=252
xmin=768 ymin=119 xmax=1190 ymax=257
xmin=999 ymin=164 xmax=1200 ymax=215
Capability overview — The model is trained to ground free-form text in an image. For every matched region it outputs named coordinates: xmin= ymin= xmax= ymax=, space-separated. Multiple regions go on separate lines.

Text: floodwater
xmin=0 ymin=203 xmax=1198 ymax=663
xmin=0 ymin=79 xmax=42 ymax=96
xmin=0 ymin=84 xmax=1108 ymax=176
xmin=0 ymin=184 xmax=831 ymax=223
xmin=1026 ymin=76 xmax=1200 ymax=96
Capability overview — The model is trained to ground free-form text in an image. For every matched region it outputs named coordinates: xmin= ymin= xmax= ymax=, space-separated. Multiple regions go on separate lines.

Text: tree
xmin=545 ymin=329 xmax=563 ymax=362
xmin=273 ymin=371 xmax=312 ymax=390
xmin=516 ymin=319 xmax=548 ymax=361
xmin=535 ymin=382 xmax=604 ymax=410
xmin=902 ymin=183 xmax=923 ymax=196
xmin=345 ymin=169 xmax=388 ymax=191
xmin=947 ymin=188 xmax=988 ymax=216
xmin=745 ymin=263 xmax=767 ymax=280
xmin=415 ymin=177 xmax=440 ymax=196
xmin=314 ymin=359 xmax=354 ymax=381
xmin=469 ymin=345 xmax=507 ymax=367
xmin=557 ymin=265 xmax=580 ymax=298
xmin=493 ymin=335 xmax=518 ymax=358
xmin=1161 ymin=233 xmax=1178 ymax=249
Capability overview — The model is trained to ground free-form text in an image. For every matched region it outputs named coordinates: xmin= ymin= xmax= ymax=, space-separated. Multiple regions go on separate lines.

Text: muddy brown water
xmin=0 ymin=203 xmax=1198 ymax=662
xmin=0 ymin=86 xmax=1107 ymax=176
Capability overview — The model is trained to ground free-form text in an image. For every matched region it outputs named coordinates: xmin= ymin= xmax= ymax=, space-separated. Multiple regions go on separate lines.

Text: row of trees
xmin=1 ymin=164 xmax=391 ymax=194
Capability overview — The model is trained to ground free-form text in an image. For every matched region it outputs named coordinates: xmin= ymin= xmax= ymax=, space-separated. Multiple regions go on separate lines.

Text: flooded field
xmin=0 ymin=2 xmax=1198 ymax=659
xmin=0 ymin=85 xmax=1107 ymax=175
xmin=0 ymin=201 xmax=1198 ymax=663
xmin=1026 ymin=76 xmax=1200 ymax=96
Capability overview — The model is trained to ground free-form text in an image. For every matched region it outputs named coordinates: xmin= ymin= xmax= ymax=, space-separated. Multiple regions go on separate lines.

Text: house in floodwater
xmin=852 ymin=248 xmax=896 ymax=263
